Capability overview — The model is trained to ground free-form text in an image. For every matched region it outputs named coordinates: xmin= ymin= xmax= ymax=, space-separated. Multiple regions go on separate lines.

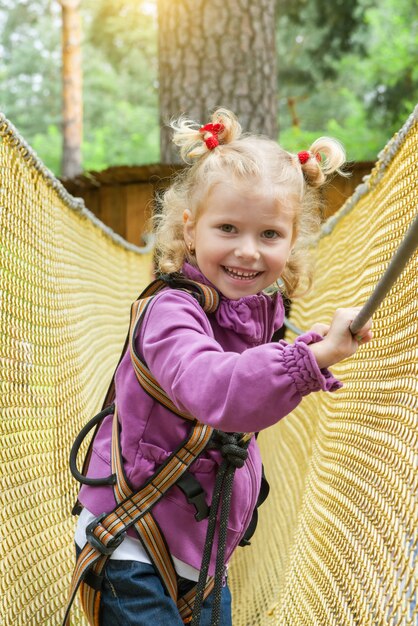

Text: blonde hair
xmin=153 ymin=107 xmax=346 ymax=298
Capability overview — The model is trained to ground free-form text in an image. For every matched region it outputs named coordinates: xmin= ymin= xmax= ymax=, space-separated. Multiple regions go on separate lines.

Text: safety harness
xmin=63 ymin=275 xmax=268 ymax=626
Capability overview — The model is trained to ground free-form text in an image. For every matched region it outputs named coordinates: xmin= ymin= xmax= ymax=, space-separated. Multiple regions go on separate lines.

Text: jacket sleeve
xmin=137 ymin=289 xmax=342 ymax=433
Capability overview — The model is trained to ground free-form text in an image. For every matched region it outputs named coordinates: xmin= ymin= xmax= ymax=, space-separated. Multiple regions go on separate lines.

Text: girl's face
xmin=184 ymin=182 xmax=294 ymax=300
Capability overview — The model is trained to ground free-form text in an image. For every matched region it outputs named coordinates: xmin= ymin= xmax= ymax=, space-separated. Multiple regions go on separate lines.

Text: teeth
xmin=224 ymin=266 xmax=260 ymax=280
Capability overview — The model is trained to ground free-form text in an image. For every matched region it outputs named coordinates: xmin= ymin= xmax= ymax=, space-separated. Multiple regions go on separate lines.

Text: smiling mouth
xmin=222 ymin=266 xmax=262 ymax=280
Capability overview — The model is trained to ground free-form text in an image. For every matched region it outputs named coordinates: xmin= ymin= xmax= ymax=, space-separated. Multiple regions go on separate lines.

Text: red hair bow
xmin=199 ymin=123 xmax=225 ymax=150
xmin=298 ymin=150 xmax=322 ymax=164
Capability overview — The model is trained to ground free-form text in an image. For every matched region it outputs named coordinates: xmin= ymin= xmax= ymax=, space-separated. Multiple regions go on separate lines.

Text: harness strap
xmin=178 ymin=578 xmax=215 ymax=623
xmin=63 ymin=408 xmax=214 ymax=626
xmin=123 ymin=279 xmax=219 ymax=619
xmin=128 ymin=277 xmax=219 ymax=421
xmin=129 ymin=296 xmax=196 ymax=421
xmin=110 ymin=406 xmax=178 ymax=600
xmin=239 ymin=465 xmax=270 ymax=546
xmin=64 ymin=276 xmax=221 ymax=625
xmin=111 ymin=405 xmax=215 ymax=621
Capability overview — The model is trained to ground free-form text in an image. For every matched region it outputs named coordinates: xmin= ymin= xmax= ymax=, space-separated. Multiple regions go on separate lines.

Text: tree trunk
xmin=158 ymin=0 xmax=277 ymax=163
xmin=60 ymin=0 xmax=83 ymax=178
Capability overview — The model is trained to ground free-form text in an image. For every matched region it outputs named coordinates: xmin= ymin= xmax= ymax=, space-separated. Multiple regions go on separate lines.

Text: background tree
xmin=157 ymin=0 xmax=278 ymax=163
xmin=58 ymin=0 xmax=83 ymax=177
xmin=1 ymin=0 xmax=416 ymax=173
xmin=81 ymin=0 xmax=159 ymax=169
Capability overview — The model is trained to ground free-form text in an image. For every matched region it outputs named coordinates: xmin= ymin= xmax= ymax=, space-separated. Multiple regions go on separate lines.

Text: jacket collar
xmin=181 ymin=262 xmax=284 ymax=344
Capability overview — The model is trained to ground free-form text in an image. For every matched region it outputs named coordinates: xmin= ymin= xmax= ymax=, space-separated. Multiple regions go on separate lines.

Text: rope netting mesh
xmin=0 ymin=106 xmax=417 ymax=626
xmin=229 ymin=106 xmax=418 ymax=626
xmin=0 ymin=115 xmax=153 ymax=625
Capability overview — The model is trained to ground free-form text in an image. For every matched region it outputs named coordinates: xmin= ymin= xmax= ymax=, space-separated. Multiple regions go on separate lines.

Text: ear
xmin=183 ymin=209 xmax=195 ymax=246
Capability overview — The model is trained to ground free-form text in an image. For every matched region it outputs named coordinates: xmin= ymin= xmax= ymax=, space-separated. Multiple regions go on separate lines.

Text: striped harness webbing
xmin=64 ymin=276 xmax=221 ymax=626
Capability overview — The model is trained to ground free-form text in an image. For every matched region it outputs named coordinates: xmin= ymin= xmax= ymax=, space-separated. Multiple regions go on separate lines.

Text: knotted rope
xmin=191 ymin=432 xmax=251 ymax=626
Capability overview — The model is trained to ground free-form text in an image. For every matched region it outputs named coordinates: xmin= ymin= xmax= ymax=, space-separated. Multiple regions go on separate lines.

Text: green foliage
xmin=83 ymin=102 xmax=159 ymax=170
xmin=277 ymin=0 xmax=418 ymax=160
xmin=0 ymin=0 xmax=62 ymax=139
xmin=355 ymin=0 xmax=418 ymax=127
xmin=80 ymin=4 xmax=160 ymax=172
xmin=1 ymin=0 xmax=416 ymax=173
xmin=280 ymin=96 xmax=386 ymax=162
xmin=31 ymin=124 xmax=61 ymax=174
xmin=276 ymin=0 xmax=366 ymax=85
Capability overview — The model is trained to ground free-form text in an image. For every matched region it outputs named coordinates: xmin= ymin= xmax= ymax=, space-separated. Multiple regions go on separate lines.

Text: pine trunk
xmin=158 ymin=0 xmax=277 ymax=163
xmin=60 ymin=0 xmax=83 ymax=177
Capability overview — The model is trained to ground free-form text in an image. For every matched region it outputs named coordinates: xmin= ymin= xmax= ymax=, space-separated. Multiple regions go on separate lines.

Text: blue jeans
xmin=75 ymin=547 xmax=232 ymax=625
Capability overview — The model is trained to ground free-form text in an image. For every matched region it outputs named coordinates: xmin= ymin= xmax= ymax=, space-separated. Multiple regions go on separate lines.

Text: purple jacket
xmin=79 ymin=263 xmax=341 ymax=574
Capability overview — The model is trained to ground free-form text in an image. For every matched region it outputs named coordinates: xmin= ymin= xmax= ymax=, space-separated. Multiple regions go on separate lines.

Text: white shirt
xmin=75 ymin=507 xmax=200 ymax=581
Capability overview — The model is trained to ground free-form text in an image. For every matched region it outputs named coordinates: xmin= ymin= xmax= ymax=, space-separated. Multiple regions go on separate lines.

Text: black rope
xmin=190 ymin=432 xmax=250 ymax=626
xmin=190 ymin=460 xmax=227 ymax=626
xmin=210 ymin=464 xmax=235 ymax=625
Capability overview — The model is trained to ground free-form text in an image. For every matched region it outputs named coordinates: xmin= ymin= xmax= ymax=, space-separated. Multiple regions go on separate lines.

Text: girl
xmin=71 ymin=108 xmax=372 ymax=626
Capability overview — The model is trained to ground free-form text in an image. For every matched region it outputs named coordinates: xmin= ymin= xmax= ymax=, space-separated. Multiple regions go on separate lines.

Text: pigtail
xmin=170 ymin=108 xmax=242 ymax=163
xmin=298 ymin=137 xmax=347 ymax=188
xmin=210 ymin=108 xmax=242 ymax=145
xmin=170 ymin=118 xmax=206 ymax=163
xmin=279 ymin=136 xmax=346 ymax=297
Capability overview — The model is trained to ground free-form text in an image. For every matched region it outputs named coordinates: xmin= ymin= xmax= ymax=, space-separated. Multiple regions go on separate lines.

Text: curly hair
xmin=152 ymin=107 xmax=346 ymax=298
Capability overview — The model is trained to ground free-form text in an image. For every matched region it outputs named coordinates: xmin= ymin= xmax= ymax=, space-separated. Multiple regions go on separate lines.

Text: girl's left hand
xmin=308 ymin=307 xmax=373 ymax=369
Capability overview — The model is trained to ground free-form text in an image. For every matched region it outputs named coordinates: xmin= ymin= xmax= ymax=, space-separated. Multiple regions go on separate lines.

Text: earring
xmin=188 ymin=241 xmax=195 ymax=255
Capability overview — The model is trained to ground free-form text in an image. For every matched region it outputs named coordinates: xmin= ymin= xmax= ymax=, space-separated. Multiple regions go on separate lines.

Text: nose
xmin=234 ymin=236 xmax=260 ymax=261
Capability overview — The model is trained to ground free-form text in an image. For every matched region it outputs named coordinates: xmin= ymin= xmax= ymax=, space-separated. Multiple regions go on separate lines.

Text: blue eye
xmin=262 ymin=230 xmax=279 ymax=239
xmin=220 ymin=224 xmax=235 ymax=233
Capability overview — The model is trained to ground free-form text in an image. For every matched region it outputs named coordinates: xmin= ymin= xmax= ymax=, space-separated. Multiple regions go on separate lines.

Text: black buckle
xmin=86 ymin=513 xmax=126 ymax=556
xmin=176 ymin=472 xmax=210 ymax=522
xmin=189 ymin=490 xmax=210 ymax=522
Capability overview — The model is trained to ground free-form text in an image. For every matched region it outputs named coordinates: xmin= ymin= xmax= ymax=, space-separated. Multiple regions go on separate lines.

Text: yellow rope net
xmin=1 ymin=107 xmax=417 ymax=625
xmin=230 ymin=107 xmax=418 ymax=626
xmin=0 ymin=115 xmax=153 ymax=625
